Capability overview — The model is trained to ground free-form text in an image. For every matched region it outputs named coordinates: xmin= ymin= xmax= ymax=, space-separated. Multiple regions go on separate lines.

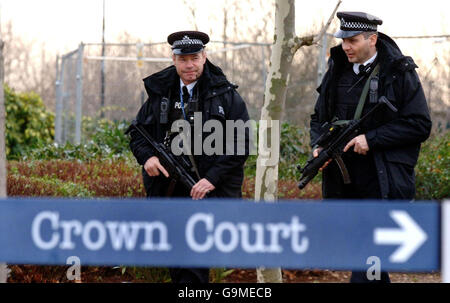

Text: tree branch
xmin=290 ymin=0 xmax=342 ymax=53
xmin=313 ymin=0 xmax=342 ymax=44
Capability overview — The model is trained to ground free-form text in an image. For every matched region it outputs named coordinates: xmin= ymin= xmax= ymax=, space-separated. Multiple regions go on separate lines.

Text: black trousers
xmin=350 ymin=271 xmax=391 ymax=283
xmin=169 ymin=268 xmax=210 ymax=283
xmin=341 ymin=154 xmax=391 ymax=283
xmin=153 ymin=179 xmax=211 ymax=283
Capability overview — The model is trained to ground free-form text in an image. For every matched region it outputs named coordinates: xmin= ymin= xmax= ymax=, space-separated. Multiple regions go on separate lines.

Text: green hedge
xmin=415 ymin=132 xmax=449 ymax=200
xmin=5 ymin=86 xmax=54 ymax=159
xmin=23 ymin=119 xmax=133 ymax=161
xmin=245 ymin=122 xmax=312 ymax=180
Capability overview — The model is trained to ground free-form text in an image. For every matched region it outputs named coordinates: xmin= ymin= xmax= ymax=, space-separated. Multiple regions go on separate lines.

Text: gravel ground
xmin=222 ymin=269 xmax=442 ymax=283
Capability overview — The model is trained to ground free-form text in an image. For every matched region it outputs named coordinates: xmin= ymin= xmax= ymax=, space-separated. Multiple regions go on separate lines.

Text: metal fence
xmin=54 ymin=41 xmax=272 ymax=144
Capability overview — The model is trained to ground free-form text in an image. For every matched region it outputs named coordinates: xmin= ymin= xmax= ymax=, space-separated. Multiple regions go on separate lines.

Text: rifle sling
xmin=332 ymin=64 xmax=380 ymax=126
xmin=178 ymin=131 xmax=202 ymax=181
xmin=354 ymin=64 xmax=380 ymax=120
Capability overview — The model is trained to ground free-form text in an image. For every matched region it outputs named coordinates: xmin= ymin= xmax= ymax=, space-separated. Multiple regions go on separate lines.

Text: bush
xmin=8 ymin=174 xmax=94 ymax=197
xmin=23 ymin=119 xmax=133 ymax=161
xmin=415 ymin=132 xmax=449 ymax=200
xmin=245 ymin=122 xmax=312 ymax=179
xmin=5 ymin=85 xmax=54 ymax=159
xmin=82 ymin=116 xmax=131 ymax=156
xmin=7 ymin=160 xmax=145 ymax=198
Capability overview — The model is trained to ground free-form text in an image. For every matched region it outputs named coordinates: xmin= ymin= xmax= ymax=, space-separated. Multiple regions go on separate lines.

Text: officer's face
xmin=173 ymin=51 xmax=207 ymax=84
xmin=342 ymin=33 xmax=377 ymax=64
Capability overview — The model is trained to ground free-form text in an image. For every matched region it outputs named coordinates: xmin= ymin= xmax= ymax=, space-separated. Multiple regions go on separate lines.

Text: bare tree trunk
xmin=254 ymin=0 xmax=341 ymax=283
xmin=222 ymin=4 xmax=228 ymax=70
xmin=0 ymin=35 xmax=10 ymax=283
xmin=254 ymin=0 xmax=296 ymax=283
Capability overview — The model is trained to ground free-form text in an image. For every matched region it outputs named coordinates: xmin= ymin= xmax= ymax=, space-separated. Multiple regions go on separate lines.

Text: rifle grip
xmin=334 ymin=155 xmax=351 ymax=184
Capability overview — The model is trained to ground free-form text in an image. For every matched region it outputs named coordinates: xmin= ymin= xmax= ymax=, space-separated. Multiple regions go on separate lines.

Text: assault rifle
xmin=297 ymin=96 xmax=397 ymax=189
xmin=126 ymin=120 xmax=198 ymax=193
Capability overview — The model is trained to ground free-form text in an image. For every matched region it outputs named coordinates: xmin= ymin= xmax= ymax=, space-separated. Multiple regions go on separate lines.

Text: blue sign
xmin=0 ymin=198 xmax=440 ymax=272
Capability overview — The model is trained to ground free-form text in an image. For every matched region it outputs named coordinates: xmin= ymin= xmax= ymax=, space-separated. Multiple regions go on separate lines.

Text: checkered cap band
xmin=172 ymin=35 xmax=204 ymax=49
xmin=340 ymin=18 xmax=378 ymax=31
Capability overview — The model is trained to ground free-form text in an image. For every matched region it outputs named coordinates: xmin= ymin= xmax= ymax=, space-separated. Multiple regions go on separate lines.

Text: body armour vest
xmin=334 ymin=63 xmax=380 ymax=198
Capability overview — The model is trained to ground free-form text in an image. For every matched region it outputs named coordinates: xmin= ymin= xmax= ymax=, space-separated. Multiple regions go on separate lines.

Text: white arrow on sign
xmin=374 ymin=210 xmax=427 ymax=263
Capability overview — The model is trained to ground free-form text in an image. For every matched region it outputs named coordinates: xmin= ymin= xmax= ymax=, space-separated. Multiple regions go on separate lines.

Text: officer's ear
xmin=369 ymin=34 xmax=378 ymax=47
xmin=201 ymin=50 xmax=207 ymax=63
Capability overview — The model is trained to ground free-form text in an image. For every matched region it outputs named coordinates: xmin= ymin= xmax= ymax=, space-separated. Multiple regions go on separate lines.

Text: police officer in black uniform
xmin=128 ymin=31 xmax=251 ymax=283
xmin=310 ymin=12 xmax=432 ymax=283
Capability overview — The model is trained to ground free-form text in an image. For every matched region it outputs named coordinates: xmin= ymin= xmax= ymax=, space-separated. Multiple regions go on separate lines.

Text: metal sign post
xmin=75 ymin=43 xmax=84 ymax=145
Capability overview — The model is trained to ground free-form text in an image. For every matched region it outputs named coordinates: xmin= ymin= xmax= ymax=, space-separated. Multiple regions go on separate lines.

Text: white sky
xmin=0 ymin=0 xmax=449 ymax=60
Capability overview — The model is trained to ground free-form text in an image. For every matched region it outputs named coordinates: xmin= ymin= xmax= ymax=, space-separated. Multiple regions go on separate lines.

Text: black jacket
xmin=129 ymin=59 xmax=250 ymax=198
xmin=311 ymin=33 xmax=432 ymax=199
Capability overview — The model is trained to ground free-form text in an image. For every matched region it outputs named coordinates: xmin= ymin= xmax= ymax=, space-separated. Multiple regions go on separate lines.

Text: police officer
xmin=128 ymin=31 xmax=251 ymax=283
xmin=310 ymin=12 xmax=432 ymax=283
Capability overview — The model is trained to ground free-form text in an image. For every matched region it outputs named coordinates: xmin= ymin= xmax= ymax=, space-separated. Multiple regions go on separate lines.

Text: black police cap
xmin=167 ymin=31 xmax=210 ymax=55
xmin=334 ymin=11 xmax=383 ymax=38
